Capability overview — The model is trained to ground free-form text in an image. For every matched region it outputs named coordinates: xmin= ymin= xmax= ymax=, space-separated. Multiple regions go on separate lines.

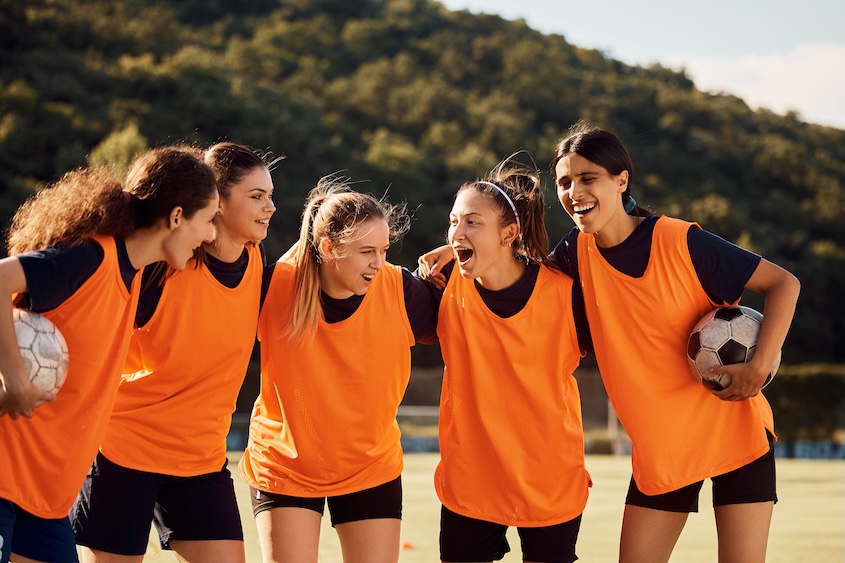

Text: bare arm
xmin=417 ymin=244 xmax=454 ymax=290
xmin=711 ymin=258 xmax=800 ymax=401
xmin=0 ymin=257 xmax=55 ymax=418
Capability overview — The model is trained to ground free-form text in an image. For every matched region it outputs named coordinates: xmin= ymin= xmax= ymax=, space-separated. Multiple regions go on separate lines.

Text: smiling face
xmin=318 ymin=218 xmax=390 ymax=299
xmin=216 ymin=166 xmax=276 ymax=246
xmin=555 ymin=153 xmax=630 ymax=247
xmin=448 ymin=189 xmax=518 ymax=285
xmin=162 ymin=194 xmax=220 ymax=270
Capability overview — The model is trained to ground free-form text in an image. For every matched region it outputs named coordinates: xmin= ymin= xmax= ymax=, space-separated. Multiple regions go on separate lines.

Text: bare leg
xmin=618 ymin=505 xmax=688 ymax=563
xmin=254 ymin=507 xmax=321 ymax=563
xmin=714 ymin=502 xmax=773 ymax=563
xmin=169 ymin=539 xmax=246 ymax=563
xmin=335 ymin=518 xmax=401 ymax=563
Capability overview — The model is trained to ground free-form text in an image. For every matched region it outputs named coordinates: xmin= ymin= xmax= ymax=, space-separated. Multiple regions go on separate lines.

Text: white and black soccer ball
xmin=13 ymin=309 xmax=69 ymax=394
xmin=686 ymin=305 xmax=780 ymax=390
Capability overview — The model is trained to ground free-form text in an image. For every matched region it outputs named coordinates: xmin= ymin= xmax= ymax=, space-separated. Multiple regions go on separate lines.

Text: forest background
xmin=1 ymin=0 xmax=843 ymax=438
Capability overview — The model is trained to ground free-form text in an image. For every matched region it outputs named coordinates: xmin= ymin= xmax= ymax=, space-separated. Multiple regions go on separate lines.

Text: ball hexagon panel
xmin=686 ymin=305 xmax=779 ymax=390
xmin=12 ymin=309 xmax=69 ymax=394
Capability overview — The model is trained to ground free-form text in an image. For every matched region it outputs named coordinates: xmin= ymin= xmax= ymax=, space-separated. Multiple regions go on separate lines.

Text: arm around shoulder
xmin=417 ymin=244 xmax=453 ymax=290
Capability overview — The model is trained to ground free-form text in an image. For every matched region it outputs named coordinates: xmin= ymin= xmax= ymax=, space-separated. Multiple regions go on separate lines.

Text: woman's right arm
xmin=711 ymin=258 xmax=800 ymax=401
xmin=0 ymin=257 xmax=55 ymax=418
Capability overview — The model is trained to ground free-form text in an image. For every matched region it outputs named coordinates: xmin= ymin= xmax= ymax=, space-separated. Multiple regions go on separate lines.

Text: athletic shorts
xmin=250 ymin=475 xmax=402 ymax=527
xmin=439 ymin=505 xmax=582 ymax=563
xmin=71 ymin=452 xmax=243 ymax=556
xmin=626 ymin=431 xmax=778 ymax=513
xmin=0 ymin=499 xmax=78 ymax=563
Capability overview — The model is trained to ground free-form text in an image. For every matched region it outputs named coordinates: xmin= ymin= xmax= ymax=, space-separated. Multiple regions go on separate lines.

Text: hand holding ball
xmin=687 ymin=306 xmax=780 ymax=390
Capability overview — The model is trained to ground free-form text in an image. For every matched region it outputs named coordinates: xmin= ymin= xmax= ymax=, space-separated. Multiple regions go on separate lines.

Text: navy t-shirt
xmin=16 ymin=238 xmax=137 ymax=313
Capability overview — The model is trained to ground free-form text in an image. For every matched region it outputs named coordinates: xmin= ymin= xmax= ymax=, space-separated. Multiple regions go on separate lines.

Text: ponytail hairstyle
xmin=6 ymin=145 xmax=217 ymax=256
xmin=197 ymin=142 xmax=283 ymax=264
xmin=456 ymin=156 xmax=558 ymax=270
xmin=551 ymin=121 xmax=652 ymax=217
xmin=286 ymin=175 xmax=411 ymax=341
xmin=204 ymin=142 xmax=282 ymax=201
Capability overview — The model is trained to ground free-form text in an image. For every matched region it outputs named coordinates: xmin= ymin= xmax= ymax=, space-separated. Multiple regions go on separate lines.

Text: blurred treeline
xmin=1 ymin=0 xmax=843 ymax=368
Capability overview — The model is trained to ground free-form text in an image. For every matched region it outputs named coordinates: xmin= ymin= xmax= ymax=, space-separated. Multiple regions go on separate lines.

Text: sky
xmin=437 ymin=0 xmax=845 ymax=129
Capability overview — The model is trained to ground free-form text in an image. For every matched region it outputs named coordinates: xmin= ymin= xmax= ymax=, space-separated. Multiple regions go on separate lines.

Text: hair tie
xmin=477 ymin=181 xmax=520 ymax=231
xmin=623 ymin=195 xmax=637 ymax=214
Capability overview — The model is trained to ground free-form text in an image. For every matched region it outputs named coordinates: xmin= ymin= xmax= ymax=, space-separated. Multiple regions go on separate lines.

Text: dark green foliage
xmin=763 ymin=365 xmax=845 ymax=441
xmin=1 ymin=0 xmax=843 ymax=366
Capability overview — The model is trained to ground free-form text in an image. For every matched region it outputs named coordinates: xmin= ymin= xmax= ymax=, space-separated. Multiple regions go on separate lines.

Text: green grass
xmin=141 ymin=453 xmax=844 ymax=562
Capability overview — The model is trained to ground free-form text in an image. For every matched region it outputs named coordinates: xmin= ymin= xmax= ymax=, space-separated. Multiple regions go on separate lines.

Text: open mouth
xmin=573 ymin=203 xmax=596 ymax=216
xmin=362 ymin=273 xmax=375 ymax=282
xmin=455 ymin=248 xmax=474 ymax=263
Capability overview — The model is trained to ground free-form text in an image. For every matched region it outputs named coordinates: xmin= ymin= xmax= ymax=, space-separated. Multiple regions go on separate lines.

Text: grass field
xmin=142 ymin=453 xmax=844 ymax=562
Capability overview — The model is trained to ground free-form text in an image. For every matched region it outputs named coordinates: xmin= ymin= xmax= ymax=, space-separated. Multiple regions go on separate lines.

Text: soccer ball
xmin=13 ymin=309 xmax=69 ymax=394
xmin=686 ymin=306 xmax=780 ymax=390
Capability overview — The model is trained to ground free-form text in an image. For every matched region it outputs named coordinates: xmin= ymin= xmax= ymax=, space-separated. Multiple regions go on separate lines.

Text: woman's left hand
xmin=706 ymin=360 xmax=771 ymax=401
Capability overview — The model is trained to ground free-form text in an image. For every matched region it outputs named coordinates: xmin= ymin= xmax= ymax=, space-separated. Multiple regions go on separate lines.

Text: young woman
xmin=238 ymin=178 xmax=439 ymax=563
xmin=550 ymin=123 xmax=800 ymax=563
xmin=70 ymin=143 xmax=278 ymax=563
xmin=421 ymin=165 xmax=591 ymax=563
xmin=0 ymin=146 xmax=219 ymax=563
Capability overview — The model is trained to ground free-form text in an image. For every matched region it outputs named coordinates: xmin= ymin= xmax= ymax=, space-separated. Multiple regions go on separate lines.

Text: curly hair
xmin=6 ymin=145 xmax=217 ymax=256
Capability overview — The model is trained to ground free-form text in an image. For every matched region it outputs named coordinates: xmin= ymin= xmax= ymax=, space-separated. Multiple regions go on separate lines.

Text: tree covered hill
xmin=1 ymin=0 xmax=843 ymax=363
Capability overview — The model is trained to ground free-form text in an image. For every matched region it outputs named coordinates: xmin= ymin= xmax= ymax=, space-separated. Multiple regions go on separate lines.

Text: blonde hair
xmin=286 ymin=175 xmax=410 ymax=341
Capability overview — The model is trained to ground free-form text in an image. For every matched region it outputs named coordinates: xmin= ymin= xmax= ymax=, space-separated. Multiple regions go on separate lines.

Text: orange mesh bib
xmin=101 ymin=245 xmax=263 ymax=475
xmin=240 ymin=262 xmax=415 ymax=497
xmin=0 ymin=236 xmax=139 ymax=518
xmin=579 ymin=217 xmax=774 ymax=494
xmin=435 ymin=265 xmax=591 ymax=526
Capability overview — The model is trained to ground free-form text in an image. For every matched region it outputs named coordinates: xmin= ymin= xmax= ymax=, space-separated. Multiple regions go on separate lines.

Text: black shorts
xmin=0 ymin=499 xmax=78 ymax=563
xmin=439 ymin=505 xmax=582 ymax=563
xmin=71 ymin=452 xmax=243 ymax=556
xmin=250 ymin=475 xmax=402 ymax=527
xmin=626 ymin=431 xmax=778 ymax=513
